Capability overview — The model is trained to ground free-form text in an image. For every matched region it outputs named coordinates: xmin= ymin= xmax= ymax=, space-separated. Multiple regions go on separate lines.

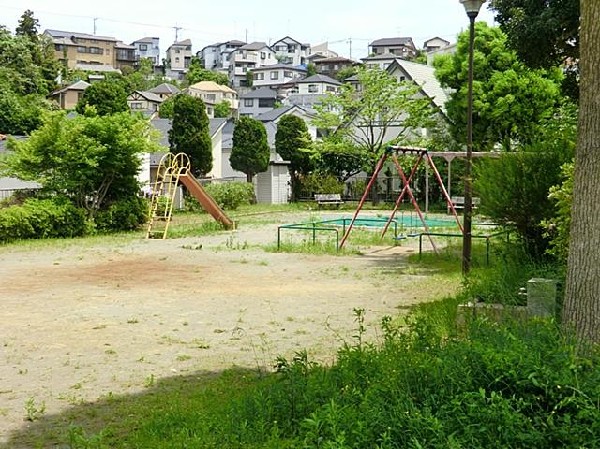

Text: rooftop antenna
xmin=173 ymin=25 xmax=182 ymax=42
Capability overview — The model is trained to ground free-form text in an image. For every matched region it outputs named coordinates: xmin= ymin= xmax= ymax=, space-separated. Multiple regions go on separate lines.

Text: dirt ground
xmin=0 ymin=212 xmax=457 ymax=444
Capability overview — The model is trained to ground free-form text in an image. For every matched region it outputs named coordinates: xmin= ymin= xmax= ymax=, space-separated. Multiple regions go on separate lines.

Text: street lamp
xmin=460 ymin=0 xmax=485 ymax=275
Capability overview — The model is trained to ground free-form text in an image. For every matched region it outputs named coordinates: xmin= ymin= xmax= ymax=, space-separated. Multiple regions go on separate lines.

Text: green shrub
xmin=0 ymin=198 xmax=86 ymax=243
xmin=94 ymin=196 xmax=148 ymax=232
xmin=187 ymin=182 xmax=254 ymax=211
xmin=300 ymin=173 xmax=344 ymax=197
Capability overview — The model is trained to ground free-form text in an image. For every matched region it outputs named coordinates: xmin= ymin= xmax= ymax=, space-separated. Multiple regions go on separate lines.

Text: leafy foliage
xmin=544 ymin=162 xmax=573 ymax=262
xmin=0 ymin=198 xmax=86 ymax=243
xmin=434 ymin=23 xmax=564 ymax=151
xmin=474 ymin=118 xmax=574 ymax=257
xmin=75 ymin=79 xmax=129 ymax=116
xmin=168 ymin=94 xmax=212 ymax=176
xmin=15 ymin=9 xmax=39 ymax=40
xmin=186 ymin=57 xmax=229 ymax=86
xmin=490 ymin=0 xmax=579 ymax=98
xmin=94 ymin=196 xmax=148 ymax=232
xmin=4 ymin=111 xmax=160 ymax=218
xmin=313 ymin=66 xmax=434 ymax=180
xmin=158 ymin=95 xmax=175 ymax=118
xmin=213 ymin=100 xmax=231 ymax=118
xmin=230 ymin=116 xmax=270 ymax=182
xmin=201 ymin=182 xmax=255 ymax=210
xmin=275 ymin=114 xmax=313 ymax=200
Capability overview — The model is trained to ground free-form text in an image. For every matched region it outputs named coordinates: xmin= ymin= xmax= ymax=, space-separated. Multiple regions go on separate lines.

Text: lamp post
xmin=460 ymin=0 xmax=485 ymax=275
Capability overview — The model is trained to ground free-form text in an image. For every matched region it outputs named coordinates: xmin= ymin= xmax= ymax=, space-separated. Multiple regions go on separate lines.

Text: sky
xmin=3 ymin=0 xmax=496 ymax=60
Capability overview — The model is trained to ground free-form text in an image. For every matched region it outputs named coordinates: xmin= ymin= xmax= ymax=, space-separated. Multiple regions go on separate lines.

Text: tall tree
xmin=15 ymin=9 xmax=39 ymax=41
xmin=75 ymin=79 xmax=128 ymax=116
xmin=4 ymin=111 xmax=160 ymax=217
xmin=275 ymin=114 xmax=313 ymax=200
xmin=312 ymin=66 xmax=432 ymax=181
xmin=563 ymin=0 xmax=600 ymax=345
xmin=168 ymin=94 xmax=213 ymax=176
xmin=490 ymin=0 xmax=579 ymax=97
xmin=434 ymin=23 xmax=563 ymax=151
xmin=230 ymin=117 xmax=270 ymax=183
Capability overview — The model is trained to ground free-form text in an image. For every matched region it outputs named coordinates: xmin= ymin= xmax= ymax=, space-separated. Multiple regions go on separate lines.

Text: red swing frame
xmin=339 ymin=146 xmax=464 ymax=251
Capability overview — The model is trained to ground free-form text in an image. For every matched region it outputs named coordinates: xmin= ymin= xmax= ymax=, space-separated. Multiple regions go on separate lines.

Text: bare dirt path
xmin=0 ymin=213 xmax=457 ymax=444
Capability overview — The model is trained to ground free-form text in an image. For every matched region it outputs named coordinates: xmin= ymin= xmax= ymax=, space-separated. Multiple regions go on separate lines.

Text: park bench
xmin=450 ymin=196 xmax=480 ymax=210
xmin=315 ymin=193 xmax=344 ymax=208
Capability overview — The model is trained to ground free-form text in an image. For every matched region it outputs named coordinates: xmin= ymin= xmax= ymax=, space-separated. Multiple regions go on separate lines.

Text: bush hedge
xmin=186 ymin=181 xmax=255 ymax=212
xmin=94 ymin=196 xmax=148 ymax=232
xmin=0 ymin=198 xmax=86 ymax=243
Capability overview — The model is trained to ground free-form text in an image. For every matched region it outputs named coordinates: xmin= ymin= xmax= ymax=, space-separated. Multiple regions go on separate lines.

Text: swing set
xmin=339 ymin=146 xmax=464 ymax=251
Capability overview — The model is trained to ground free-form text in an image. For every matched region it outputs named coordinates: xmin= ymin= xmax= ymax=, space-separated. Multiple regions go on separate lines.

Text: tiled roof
xmin=240 ymin=87 xmax=278 ymax=99
xmin=149 ymin=83 xmax=181 ymax=95
xmin=388 ymin=59 xmax=450 ymax=112
xmin=240 ymin=41 xmax=269 ymax=51
xmin=51 ymin=80 xmax=91 ymax=95
xmin=130 ymin=91 xmax=164 ymax=103
xmin=132 ymin=37 xmax=158 ymax=44
xmin=187 ymin=81 xmax=236 ymax=94
xmin=295 ymin=74 xmax=341 ymax=85
xmin=44 ymin=29 xmax=116 ymax=42
xmin=370 ymin=37 xmax=414 ymax=47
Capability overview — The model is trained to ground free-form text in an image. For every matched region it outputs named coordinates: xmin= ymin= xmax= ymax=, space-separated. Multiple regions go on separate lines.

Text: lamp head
xmin=460 ymin=0 xmax=485 ymax=19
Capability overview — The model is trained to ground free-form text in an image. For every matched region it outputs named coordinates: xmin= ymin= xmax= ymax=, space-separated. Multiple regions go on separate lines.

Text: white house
xmin=284 ymin=74 xmax=341 ymax=109
xmin=423 ymin=37 xmax=451 ymax=53
xmin=186 ymin=81 xmax=239 ymax=118
xmin=369 ymin=37 xmax=417 ymax=59
xmin=361 ymin=53 xmax=397 ymax=70
xmin=251 ymin=64 xmax=307 ymax=90
xmin=198 ymin=40 xmax=246 ymax=72
xmin=228 ymin=42 xmax=278 ymax=88
xmin=272 ymin=36 xmax=311 ymax=66
xmin=165 ymin=39 xmax=192 ymax=79
xmin=239 ymin=87 xmax=279 ymax=117
xmin=127 ymin=90 xmax=163 ymax=113
xmin=132 ymin=37 xmax=160 ymax=65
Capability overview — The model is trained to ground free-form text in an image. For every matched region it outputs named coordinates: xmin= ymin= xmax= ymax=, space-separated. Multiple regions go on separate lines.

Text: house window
xmin=205 ymin=94 xmax=216 ymax=102
xmin=139 ymin=44 xmax=147 ymax=51
xmin=284 ymin=71 xmax=293 ymax=78
xmin=175 ymin=49 xmax=181 ymax=53
xmin=270 ymin=71 xmax=279 ymax=80
xmin=258 ymin=98 xmax=274 ymax=108
xmin=308 ymin=84 xmax=318 ymax=93
xmin=54 ymin=44 xmax=65 ymax=51
xmin=77 ymin=46 xmax=87 ymax=53
xmin=260 ymin=51 xmax=266 ymax=59
xmin=399 ymin=76 xmax=406 ymax=81
xmin=175 ymin=57 xmax=180 ymax=63
xmin=88 ymin=47 xmax=103 ymax=55
xmin=130 ymin=102 xmax=144 ymax=109
xmin=254 ymin=72 xmax=264 ymax=80
xmin=244 ymin=99 xmax=254 ymax=107
xmin=326 ymin=86 xmax=336 ymax=92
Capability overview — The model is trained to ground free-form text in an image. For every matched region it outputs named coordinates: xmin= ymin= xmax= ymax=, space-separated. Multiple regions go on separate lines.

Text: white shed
xmin=255 ymin=161 xmax=291 ymax=204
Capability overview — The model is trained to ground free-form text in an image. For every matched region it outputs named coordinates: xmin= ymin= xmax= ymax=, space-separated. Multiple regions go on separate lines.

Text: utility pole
xmin=348 ymin=38 xmax=352 ymax=59
xmin=173 ymin=26 xmax=182 ymax=42
xmin=93 ymin=18 xmax=97 ymax=35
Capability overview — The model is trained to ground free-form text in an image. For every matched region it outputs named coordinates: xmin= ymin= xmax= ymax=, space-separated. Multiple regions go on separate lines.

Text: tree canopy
xmin=434 ymin=23 xmax=564 ymax=151
xmin=3 ymin=111 xmax=160 ymax=216
xmin=489 ymin=0 xmax=579 ymax=98
xmin=230 ymin=117 xmax=270 ymax=182
xmin=168 ymin=94 xmax=213 ymax=176
xmin=312 ymin=66 xmax=433 ymax=180
xmin=186 ymin=57 xmax=230 ymax=86
xmin=0 ymin=13 xmax=61 ymax=134
xmin=275 ymin=114 xmax=313 ymax=200
xmin=75 ymin=79 xmax=129 ymax=116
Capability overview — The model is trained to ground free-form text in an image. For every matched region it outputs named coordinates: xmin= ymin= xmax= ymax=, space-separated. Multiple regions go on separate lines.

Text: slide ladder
xmin=146 ymin=153 xmax=234 ymax=239
xmin=146 ymin=153 xmax=188 ymax=239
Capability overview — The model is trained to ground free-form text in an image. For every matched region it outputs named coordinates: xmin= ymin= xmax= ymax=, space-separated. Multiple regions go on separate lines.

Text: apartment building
xmin=165 ymin=39 xmax=193 ymax=79
xmin=45 ymin=29 xmax=117 ymax=69
xmin=199 ymin=40 xmax=246 ymax=72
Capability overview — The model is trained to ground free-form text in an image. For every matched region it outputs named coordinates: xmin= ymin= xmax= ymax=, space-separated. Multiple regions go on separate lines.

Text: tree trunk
xmin=562 ymin=0 xmax=600 ymax=344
